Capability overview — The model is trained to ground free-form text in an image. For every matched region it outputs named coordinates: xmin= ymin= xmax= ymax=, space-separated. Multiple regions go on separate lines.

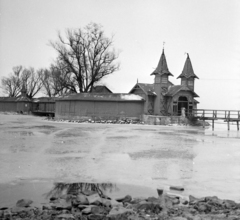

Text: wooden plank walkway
xmin=190 ymin=109 xmax=240 ymax=131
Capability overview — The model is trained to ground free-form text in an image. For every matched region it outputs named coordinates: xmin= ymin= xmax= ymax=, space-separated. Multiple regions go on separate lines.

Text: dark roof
xmin=129 ymin=83 xmax=156 ymax=96
xmin=16 ymin=96 xmax=31 ymax=102
xmin=0 ymin=97 xmax=18 ymax=102
xmin=138 ymin=83 xmax=156 ymax=96
xmin=164 ymin=85 xmax=199 ymax=97
xmin=92 ymin=85 xmax=112 ymax=93
xmin=57 ymin=93 xmax=145 ymax=102
xmin=151 ymin=49 xmax=173 ymax=76
xmin=177 ymin=54 xmax=199 ymax=79
xmin=129 ymin=81 xmax=174 ymax=96
xmin=32 ymin=97 xmax=56 ymax=103
xmin=0 ymin=96 xmax=31 ymax=102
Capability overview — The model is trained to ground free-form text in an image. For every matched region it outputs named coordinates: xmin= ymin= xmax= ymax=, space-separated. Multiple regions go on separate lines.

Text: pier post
xmin=202 ymin=110 xmax=205 ymax=128
xmin=237 ymin=121 xmax=239 ymax=131
xmin=212 ymin=119 xmax=214 ymax=131
xmin=227 ymin=120 xmax=230 ymax=131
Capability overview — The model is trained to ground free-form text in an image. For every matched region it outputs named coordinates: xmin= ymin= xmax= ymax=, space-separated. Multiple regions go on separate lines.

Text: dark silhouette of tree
xmin=0 ymin=66 xmax=23 ymax=97
xmin=49 ymin=23 xmax=120 ymax=93
xmin=21 ymin=67 xmax=43 ymax=99
xmin=40 ymin=64 xmax=75 ymax=97
xmin=1 ymin=66 xmax=43 ymax=98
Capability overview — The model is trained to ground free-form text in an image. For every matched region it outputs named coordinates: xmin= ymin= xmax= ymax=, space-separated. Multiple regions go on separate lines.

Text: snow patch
xmin=120 ymin=94 xmax=143 ymax=100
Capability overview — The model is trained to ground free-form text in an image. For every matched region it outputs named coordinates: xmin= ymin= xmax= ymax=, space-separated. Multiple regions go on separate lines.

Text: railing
xmin=191 ymin=109 xmax=240 ymax=120
xmin=189 ymin=109 xmax=240 ymax=130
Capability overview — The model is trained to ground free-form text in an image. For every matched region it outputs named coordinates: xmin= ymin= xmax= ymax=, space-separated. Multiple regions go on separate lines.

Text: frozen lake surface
xmin=0 ymin=114 xmax=239 ymax=207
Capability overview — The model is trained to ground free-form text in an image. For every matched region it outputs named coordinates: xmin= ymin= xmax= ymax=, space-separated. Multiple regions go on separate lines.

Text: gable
xmin=164 ymin=85 xmax=199 ymax=97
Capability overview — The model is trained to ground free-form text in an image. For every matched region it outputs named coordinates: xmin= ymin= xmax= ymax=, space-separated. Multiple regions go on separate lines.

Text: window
xmin=181 ymin=79 xmax=187 ymax=86
xmin=155 ymin=77 xmax=160 ymax=83
xmin=188 ymin=80 xmax=194 ymax=86
xmin=161 ymin=76 xmax=168 ymax=83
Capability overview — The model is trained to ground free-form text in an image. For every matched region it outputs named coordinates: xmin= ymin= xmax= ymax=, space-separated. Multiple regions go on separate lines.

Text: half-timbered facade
xmin=129 ymin=50 xmax=199 ymax=116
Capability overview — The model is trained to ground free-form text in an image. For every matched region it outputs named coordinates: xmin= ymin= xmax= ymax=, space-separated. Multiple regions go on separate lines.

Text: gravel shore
xmin=1 ymin=186 xmax=240 ymax=220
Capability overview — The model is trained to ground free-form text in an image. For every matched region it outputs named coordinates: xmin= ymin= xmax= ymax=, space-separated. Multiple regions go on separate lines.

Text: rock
xmin=101 ymin=198 xmax=112 ymax=208
xmin=130 ymin=197 xmax=146 ymax=204
xmin=56 ymin=213 xmax=75 ymax=219
xmin=172 ymin=198 xmax=180 ymax=205
xmin=170 ymin=186 xmax=184 ymax=191
xmin=164 ymin=198 xmax=173 ymax=208
xmin=197 ymin=204 xmax=208 ymax=212
xmin=109 ymin=199 xmax=122 ymax=207
xmin=3 ymin=209 xmax=12 ymax=217
xmin=87 ymin=193 xmax=102 ymax=205
xmin=192 ymin=216 xmax=202 ymax=220
xmin=224 ymin=199 xmax=237 ymax=209
xmin=147 ymin=197 xmax=159 ymax=203
xmin=172 ymin=217 xmax=187 ymax=220
xmin=137 ymin=201 xmax=162 ymax=214
xmin=82 ymin=205 xmax=97 ymax=214
xmin=88 ymin=214 xmax=105 ymax=220
xmin=76 ymin=194 xmax=89 ymax=205
xmin=41 ymin=210 xmax=51 ymax=219
xmin=16 ymin=199 xmax=33 ymax=207
xmin=91 ymin=206 xmax=108 ymax=215
xmin=78 ymin=205 xmax=89 ymax=210
xmin=11 ymin=206 xmax=27 ymax=213
xmin=52 ymin=199 xmax=72 ymax=210
xmin=42 ymin=203 xmax=53 ymax=210
xmin=189 ymin=195 xmax=205 ymax=205
xmin=108 ymin=206 xmax=134 ymax=217
xmin=178 ymin=197 xmax=189 ymax=206
xmin=116 ymin=195 xmax=132 ymax=203
xmin=182 ymin=212 xmax=194 ymax=219
xmin=127 ymin=214 xmax=142 ymax=220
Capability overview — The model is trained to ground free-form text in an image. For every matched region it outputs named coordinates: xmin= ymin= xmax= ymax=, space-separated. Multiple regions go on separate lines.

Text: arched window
xmin=178 ymin=96 xmax=188 ymax=101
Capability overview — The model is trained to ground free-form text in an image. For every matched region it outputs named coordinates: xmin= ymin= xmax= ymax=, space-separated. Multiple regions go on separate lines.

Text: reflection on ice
xmin=45 ymin=182 xmax=117 ymax=199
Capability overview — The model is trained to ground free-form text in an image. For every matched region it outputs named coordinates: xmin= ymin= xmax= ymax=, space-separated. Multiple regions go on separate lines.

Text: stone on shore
xmin=116 ymin=195 xmax=132 ymax=203
xmin=16 ymin=199 xmax=33 ymax=207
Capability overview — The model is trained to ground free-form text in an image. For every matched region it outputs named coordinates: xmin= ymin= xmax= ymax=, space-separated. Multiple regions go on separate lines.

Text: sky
xmin=0 ymin=0 xmax=240 ymax=110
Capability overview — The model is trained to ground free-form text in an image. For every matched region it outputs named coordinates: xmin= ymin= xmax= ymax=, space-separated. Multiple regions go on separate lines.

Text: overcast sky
xmin=0 ymin=0 xmax=240 ymax=110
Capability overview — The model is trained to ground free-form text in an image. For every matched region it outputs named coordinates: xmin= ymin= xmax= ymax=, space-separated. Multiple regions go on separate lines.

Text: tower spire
xmin=150 ymin=48 xmax=173 ymax=76
xmin=177 ymin=53 xmax=199 ymax=79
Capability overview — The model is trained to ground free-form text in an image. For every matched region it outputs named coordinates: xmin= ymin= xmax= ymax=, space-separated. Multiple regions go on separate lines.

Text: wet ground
xmin=0 ymin=113 xmax=240 ymax=207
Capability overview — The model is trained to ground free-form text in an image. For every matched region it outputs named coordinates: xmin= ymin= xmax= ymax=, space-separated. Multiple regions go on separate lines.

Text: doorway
xmin=177 ymin=96 xmax=188 ymax=116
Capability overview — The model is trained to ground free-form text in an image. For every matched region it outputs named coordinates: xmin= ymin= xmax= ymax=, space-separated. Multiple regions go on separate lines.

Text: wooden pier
xmin=191 ymin=109 xmax=240 ymax=131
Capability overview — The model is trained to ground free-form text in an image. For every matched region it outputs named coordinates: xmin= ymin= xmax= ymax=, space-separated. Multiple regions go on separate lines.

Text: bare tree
xmin=40 ymin=64 xmax=75 ymax=97
xmin=49 ymin=23 xmax=120 ymax=93
xmin=1 ymin=66 xmax=43 ymax=98
xmin=21 ymin=67 xmax=43 ymax=99
xmin=0 ymin=66 xmax=23 ymax=97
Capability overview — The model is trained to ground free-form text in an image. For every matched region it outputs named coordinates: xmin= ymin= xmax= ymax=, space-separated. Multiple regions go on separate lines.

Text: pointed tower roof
xmin=177 ymin=53 xmax=199 ymax=79
xmin=150 ymin=49 xmax=173 ymax=76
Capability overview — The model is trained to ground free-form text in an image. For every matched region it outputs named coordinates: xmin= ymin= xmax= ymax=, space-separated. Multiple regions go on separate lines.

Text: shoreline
xmin=1 ymin=183 xmax=240 ymax=220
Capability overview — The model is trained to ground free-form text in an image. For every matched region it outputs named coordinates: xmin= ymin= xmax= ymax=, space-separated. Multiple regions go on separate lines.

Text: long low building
xmin=55 ymin=93 xmax=145 ymax=120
